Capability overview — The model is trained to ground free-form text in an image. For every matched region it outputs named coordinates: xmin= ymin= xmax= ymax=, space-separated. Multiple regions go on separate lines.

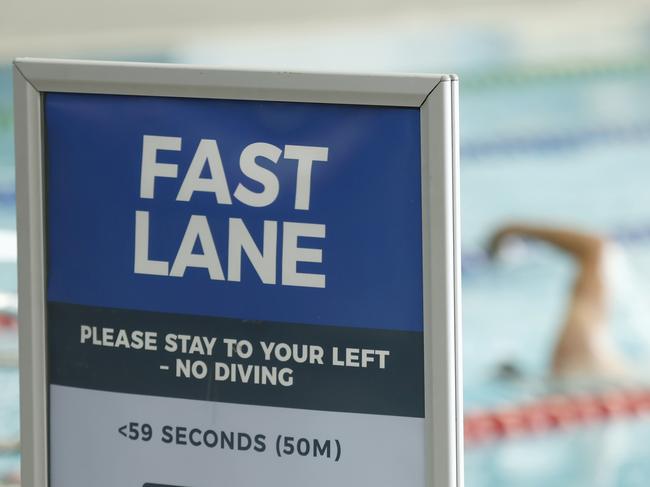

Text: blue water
xmin=466 ymin=416 xmax=650 ymax=487
xmin=0 ymin=64 xmax=19 ymax=481
xmin=462 ymin=138 xmax=650 ymax=393
xmin=461 ymin=65 xmax=650 ymax=485
xmin=462 ymin=70 xmax=650 ymax=148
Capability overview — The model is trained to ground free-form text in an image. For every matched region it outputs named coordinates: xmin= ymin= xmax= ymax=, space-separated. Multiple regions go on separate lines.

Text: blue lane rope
xmin=463 ymin=122 xmax=650 ymax=160
xmin=462 ymin=224 xmax=650 ymax=274
xmin=0 ymin=191 xmax=13 ymax=207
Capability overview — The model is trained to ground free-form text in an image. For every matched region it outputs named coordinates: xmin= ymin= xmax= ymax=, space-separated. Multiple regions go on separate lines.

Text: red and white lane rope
xmin=465 ymin=389 xmax=650 ymax=445
xmin=0 ymin=313 xmax=16 ymax=331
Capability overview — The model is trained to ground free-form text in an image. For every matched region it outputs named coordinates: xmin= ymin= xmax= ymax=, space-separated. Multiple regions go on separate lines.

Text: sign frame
xmin=13 ymin=58 xmax=462 ymax=487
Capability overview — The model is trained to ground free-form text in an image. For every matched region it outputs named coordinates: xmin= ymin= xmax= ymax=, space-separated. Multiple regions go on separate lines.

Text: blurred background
xmin=4 ymin=0 xmax=650 ymax=485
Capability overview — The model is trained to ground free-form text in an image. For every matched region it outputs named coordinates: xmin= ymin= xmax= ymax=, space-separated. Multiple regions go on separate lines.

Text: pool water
xmin=462 ymin=136 xmax=650 ymax=394
xmin=461 ymin=65 xmax=650 ymax=485
xmin=0 ymin=65 xmax=19 ymax=482
xmin=466 ymin=416 xmax=650 ymax=487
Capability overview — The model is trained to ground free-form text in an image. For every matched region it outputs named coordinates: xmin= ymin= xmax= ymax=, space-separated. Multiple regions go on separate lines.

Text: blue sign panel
xmin=46 ymin=93 xmax=423 ymax=331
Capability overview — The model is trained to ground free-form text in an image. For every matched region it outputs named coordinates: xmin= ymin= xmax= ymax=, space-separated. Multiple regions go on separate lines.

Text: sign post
xmin=14 ymin=58 xmax=462 ymax=487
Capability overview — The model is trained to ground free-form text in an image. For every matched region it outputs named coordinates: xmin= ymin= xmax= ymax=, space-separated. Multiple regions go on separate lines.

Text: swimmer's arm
xmin=490 ymin=223 xmax=607 ymax=320
xmin=489 ymin=224 xmax=606 ymax=262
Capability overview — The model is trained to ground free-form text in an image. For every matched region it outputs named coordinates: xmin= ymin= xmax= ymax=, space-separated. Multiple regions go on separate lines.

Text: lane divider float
xmin=462 ymin=222 xmax=650 ymax=274
xmin=462 ymin=122 xmax=650 ymax=160
xmin=463 ymin=58 xmax=650 ymax=91
xmin=465 ymin=389 xmax=650 ymax=445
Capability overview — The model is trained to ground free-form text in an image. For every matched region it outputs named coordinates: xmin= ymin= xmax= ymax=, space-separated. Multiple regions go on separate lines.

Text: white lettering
xmin=234 ymin=142 xmax=281 ymax=207
xmin=284 ymin=145 xmax=328 ymax=210
xmin=227 ymin=218 xmax=277 ymax=284
xmin=170 ymin=215 xmax=224 ymax=280
xmin=140 ymin=135 xmax=180 ymax=199
xmin=134 ymin=210 xmax=169 ymax=276
xmin=177 ymin=139 xmax=232 ymax=204
xmin=282 ymin=222 xmax=326 ymax=288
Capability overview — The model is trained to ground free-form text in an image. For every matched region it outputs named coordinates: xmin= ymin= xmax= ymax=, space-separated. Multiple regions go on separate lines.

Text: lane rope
xmin=462 ymin=57 xmax=650 ymax=91
xmin=462 ymin=122 xmax=650 ymax=160
xmin=462 ymin=223 xmax=650 ymax=274
xmin=465 ymin=388 xmax=650 ymax=445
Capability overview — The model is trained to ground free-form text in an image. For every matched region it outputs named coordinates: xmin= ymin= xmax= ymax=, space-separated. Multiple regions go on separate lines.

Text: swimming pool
xmin=461 ymin=64 xmax=650 ymax=485
xmin=466 ymin=415 xmax=650 ymax=486
xmin=0 ymin=64 xmax=20 ymax=484
xmin=2 ymin=58 xmax=650 ymax=485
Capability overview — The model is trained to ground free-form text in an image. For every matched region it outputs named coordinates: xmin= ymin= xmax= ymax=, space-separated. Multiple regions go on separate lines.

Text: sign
xmin=14 ymin=59 xmax=462 ymax=487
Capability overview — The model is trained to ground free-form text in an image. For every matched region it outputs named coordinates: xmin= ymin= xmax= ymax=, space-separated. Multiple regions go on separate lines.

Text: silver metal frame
xmin=13 ymin=58 xmax=462 ymax=487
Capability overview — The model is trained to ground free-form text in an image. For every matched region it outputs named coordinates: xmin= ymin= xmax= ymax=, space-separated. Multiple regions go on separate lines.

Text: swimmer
xmin=489 ymin=224 xmax=630 ymax=380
